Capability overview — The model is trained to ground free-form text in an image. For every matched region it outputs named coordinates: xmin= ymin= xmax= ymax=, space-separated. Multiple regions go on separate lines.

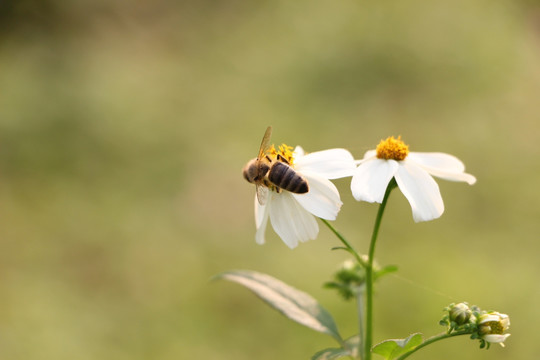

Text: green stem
xmin=356 ymin=286 xmax=366 ymax=360
xmin=395 ymin=331 xmax=471 ymax=360
xmin=365 ymin=180 xmax=395 ymax=360
xmin=321 ymin=219 xmax=365 ymax=359
xmin=321 ymin=219 xmax=366 ymax=268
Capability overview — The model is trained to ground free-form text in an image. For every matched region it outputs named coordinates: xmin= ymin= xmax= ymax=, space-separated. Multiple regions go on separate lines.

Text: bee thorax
xmin=243 ymin=158 xmax=270 ymax=184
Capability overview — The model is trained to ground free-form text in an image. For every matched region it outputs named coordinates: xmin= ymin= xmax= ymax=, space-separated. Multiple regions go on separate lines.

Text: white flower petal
xmin=351 ymin=159 xmax=399 ymax=203
xmin=394 ymin=162 xmax=444 ymax=222
xmin=293 ymin=172 xmax=342 ymax=220
xmin=479 ymin=312 xmax=510 ymax=327
xmin=293 ymin=146 xmax=305 ymax=158
xmin=408 ymin=152 xmax=466 ymax=171
xmin=501 ymin=315 xmax=510 ymax=328
xmin=254 ymin=194 xmax=271 ymax=245
xmin=269 ymin=192 xmax=318 ymax=248
xmin=483 ymin=334 xmax=511 ymax=343
xmin=295 ymin=148 xmax=356 ymax=179
xmin=408 ymin=152 xmax=476 ymax=185
xmin=355 ymin=150 xmax=377 ymax=165
xmin=479 ymin=314 xmax=501 ymax=324
xmin=363 ymin=150 xmax=377 ymax=159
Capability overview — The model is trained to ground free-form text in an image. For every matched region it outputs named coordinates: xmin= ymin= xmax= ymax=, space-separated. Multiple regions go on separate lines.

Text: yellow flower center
xmin=482 ymin=321 xmax=504 ymax=335
xmin=268 ymin=143 xmax=295 ymax=165
xmin=376 ymin=136 xmax=409 ymax=161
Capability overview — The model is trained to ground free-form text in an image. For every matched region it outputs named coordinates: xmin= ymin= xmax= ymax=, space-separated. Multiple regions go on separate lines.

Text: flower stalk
xmin=356 ymin=286 xmax=366 ymax=360
xmin=321 ymin=219 xmax=366 ymax=268
xmin=364 ymin=179 xmax=396 ymax=360
xmin=395 ymin=330 xmax=471 ymax=360
xmin=321 ymin=220 xmax=366 ymax=359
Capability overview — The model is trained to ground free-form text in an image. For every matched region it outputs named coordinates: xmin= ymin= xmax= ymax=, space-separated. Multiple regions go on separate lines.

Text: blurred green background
xmin=0 ymin=0 xmax=539 ymax=359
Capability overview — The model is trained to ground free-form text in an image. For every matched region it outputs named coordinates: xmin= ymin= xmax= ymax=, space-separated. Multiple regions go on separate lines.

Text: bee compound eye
xmin=243 ymin=169 xmax=251 ymax=182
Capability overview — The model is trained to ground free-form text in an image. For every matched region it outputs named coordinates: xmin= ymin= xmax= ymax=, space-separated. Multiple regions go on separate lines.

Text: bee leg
xmin=276 ymin=154 xmax=290 ymax=164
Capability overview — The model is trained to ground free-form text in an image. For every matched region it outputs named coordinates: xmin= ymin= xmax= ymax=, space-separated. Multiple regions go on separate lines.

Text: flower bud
xmin=324 ymin=260 xmax=366 ymax=301
xmin=449 ymin=303 xmax=472 ymax=325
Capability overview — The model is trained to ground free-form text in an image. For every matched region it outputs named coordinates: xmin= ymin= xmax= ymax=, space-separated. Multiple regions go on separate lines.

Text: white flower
xmin=478 ymin=312 xmax=511 ymax=346
xmin=255 ymin=146 xmax=356 ymax=248
xmin=351 ymin=136 xmax=476 ymax=222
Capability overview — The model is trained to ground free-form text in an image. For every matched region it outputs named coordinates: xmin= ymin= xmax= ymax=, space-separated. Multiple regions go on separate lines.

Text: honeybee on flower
xmin=243 ymin=126 xmax=309 ymax=205
xmin=243 ymin=127 xmax=356 ymax=248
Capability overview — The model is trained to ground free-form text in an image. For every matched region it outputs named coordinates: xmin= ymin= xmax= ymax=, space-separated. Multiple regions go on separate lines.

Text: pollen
xmin=376 ymin=136 xmax=409 ymax=161
xmin=269 ymin=143 xmax=295 ymax=165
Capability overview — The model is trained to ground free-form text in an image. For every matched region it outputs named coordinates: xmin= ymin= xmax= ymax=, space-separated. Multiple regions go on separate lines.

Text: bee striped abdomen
xmin=268 ymin=162 xmax=309 ymax=194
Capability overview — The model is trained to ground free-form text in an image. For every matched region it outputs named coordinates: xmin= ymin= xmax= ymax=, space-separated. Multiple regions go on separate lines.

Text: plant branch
xmin=395 ymin=331 xmax=472 ymax=360
xmin=321 ymin=219 xmax=366 ymax=268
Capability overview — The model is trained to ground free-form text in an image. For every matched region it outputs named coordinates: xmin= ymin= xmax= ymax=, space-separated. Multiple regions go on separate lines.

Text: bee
xmin=243 ymin=126 xmax=309 ymax=205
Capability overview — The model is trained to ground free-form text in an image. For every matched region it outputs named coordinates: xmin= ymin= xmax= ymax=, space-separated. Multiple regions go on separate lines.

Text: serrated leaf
xmin=214 ymin=270 xmax=342 ymax=342
xmin=372 ymin=333 xmax=423 ymax=360
xmin=312 ymin=335 xmax=360 ymax=360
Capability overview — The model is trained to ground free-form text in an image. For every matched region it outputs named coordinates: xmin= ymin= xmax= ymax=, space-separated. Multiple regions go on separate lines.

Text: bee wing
xmin=256 ymin=185 xmax=269 ymax=206
xmin=257 ymin=126 xmax=272 ymax=160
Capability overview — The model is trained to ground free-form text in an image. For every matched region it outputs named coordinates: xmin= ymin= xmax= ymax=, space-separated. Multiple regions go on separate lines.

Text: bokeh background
xmin=0 ymin=0 xmax=539 ymax=359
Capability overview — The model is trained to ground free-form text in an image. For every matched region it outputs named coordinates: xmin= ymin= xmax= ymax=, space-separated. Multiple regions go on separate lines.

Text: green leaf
xmin=372 ymin=333 xmax=423 ymax=360
xmin=374 ymin=265 xmax=398 ymax=280
xmin=311 ymin=347 xmax=350 ymax=360
xmin=214 ymin=270 xmax=343 ymax=342
xmin=312 ymin=335 xmax=360 ymax=360
xmin=330 ymin=246 xmax=349 ymax=251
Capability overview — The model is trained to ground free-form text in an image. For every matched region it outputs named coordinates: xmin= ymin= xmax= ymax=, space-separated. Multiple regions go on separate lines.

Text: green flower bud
xmin=335 ymin=260 xmax=365 ymax=284
xmin=324 ymin=260 xmax=366 ymax=301
xmin=449 ymin=303 xmax=472 ymax=325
